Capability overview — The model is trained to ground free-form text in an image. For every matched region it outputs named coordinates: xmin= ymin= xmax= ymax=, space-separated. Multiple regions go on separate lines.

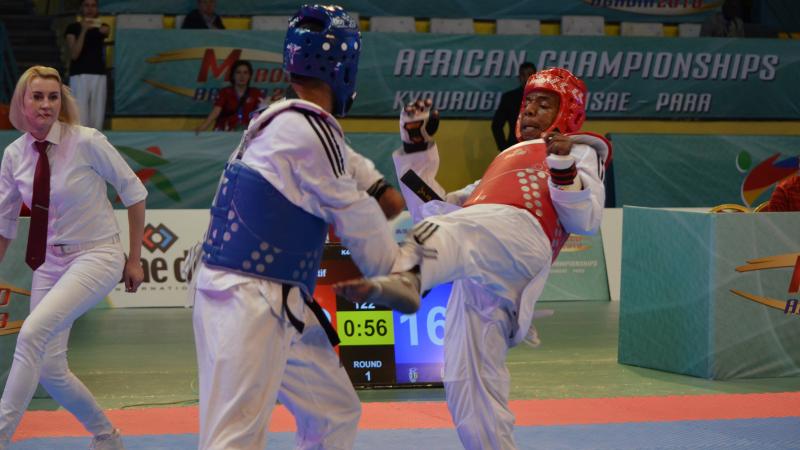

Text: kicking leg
xmin=336 ymin=205 xmax=550 ymax=316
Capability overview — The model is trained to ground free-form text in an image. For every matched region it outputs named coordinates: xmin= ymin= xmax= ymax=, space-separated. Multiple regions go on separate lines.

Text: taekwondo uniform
xmin=192 ymin=4 xmax=394 ymax=448
xmin=389 ymin=68 xmax=612 ymax=450
xmin=192 ymin=99 xmax=397 ymax=450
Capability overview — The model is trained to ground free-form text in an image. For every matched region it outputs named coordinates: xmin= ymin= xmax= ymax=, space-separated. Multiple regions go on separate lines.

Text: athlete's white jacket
xmin=196 ymin=100 xmax=398 ymax=311
xmin=393 ymin=136 xmax=607 ymax=345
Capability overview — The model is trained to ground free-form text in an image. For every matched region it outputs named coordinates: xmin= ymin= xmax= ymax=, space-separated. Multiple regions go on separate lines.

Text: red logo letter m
xmin=197 ymin=49 xmax=243 ymax=82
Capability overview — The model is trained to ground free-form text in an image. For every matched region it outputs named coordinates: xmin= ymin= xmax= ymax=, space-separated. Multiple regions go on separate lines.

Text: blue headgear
xmin=284 ymin=5 xmax=361 ymax=117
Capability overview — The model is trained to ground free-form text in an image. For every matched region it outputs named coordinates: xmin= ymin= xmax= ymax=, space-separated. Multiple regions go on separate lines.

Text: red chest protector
xmin=463 ymin=140 xmax=568 ymax=260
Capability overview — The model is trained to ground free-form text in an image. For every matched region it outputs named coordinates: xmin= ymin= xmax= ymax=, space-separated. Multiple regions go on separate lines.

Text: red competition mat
xmin=15 ymin=392 xmax=800 ymax=440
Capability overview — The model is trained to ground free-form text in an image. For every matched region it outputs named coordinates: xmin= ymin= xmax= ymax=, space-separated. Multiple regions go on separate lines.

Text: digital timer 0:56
xmin=336 ymin=310 xmax=394 ymax=346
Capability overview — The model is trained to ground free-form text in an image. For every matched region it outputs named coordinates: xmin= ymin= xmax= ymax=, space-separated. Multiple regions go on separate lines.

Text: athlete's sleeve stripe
xmin=594 ymin=154 xmax=605 ymax=181
xmin=310 ymin=115 xmax=345 ymax=176
xmin=303 ymin=114 xmax=342 ymax=177
xmin=413 ymin=221 xmax=439 ymax=245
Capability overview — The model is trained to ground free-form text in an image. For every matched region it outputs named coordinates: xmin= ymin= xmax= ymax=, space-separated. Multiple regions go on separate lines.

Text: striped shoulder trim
xmin=300 ymin=112 xmax=345 ymax=178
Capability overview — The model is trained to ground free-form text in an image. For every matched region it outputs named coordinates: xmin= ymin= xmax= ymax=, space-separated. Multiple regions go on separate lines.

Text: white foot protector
xmin=90 ymin=429 xmax=126 ymax=450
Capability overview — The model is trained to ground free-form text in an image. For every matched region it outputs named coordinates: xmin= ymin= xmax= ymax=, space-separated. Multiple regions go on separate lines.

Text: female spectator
xmin=195 ymin=60 xmax=264 ymax=133
xmin=0 ymin=66 xmax=147 ymax=450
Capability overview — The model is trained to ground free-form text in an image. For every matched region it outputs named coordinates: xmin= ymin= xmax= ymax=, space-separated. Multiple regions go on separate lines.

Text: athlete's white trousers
xmin=445 ymin=280 xmax=517 ymax=450
xmin=394 ymin=204 xmax=551 ymax=450
xmin=0 ymin=240 xmax=124 ymax=448
xmin=69 ymin=74 xmax=107 ymax=130
xmin=193 ymin=276 xmax=361 ymax=450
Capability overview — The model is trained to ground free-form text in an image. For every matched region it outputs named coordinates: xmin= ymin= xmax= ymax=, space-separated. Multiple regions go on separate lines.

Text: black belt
xmin=281 ymin=284 xmax=340 ymax=347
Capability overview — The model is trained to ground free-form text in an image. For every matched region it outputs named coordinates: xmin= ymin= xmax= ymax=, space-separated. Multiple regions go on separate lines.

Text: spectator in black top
xmin=491 ymin=61 xmax=536 ymax=152
xmin=182 ymin=0 xmax=225 ymax=30
xmin=64 ymin=0 xmax=109 ymax=129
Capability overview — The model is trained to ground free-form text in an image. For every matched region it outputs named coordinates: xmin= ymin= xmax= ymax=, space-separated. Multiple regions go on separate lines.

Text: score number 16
xmin=398 ymin=306 xmax=446 ymax=346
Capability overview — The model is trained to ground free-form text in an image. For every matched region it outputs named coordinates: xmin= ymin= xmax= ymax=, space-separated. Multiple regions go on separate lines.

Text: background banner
xmin=0 ymin=215 xmax=608 ymax=311
xmin=5 ymin=131 xmax=798 ymax=210
xmin=542 ymin=233 xmax=610 ymax=301
xmin=611 ymin=134 xmax=800 ymax=208
xmin=0 ymin=131 xmax=402 ymax=209
xmin=114 ymin=30 xmax=800 ymax=120
xmin=100 ymin=0 xmax=721 ymax=22
xmin=107 ymin=210 xmax=609 ymax=307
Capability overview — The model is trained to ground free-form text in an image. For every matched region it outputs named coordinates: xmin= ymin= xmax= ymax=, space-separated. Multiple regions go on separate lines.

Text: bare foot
xmin=333 ymin=278 xmax=380 ymax=302
xmin=333 ymin=272 xmax=421 ymax=314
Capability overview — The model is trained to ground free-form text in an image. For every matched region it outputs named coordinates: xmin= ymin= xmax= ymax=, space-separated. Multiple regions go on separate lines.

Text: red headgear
xmin=515 ymin=68 xmax=587 ymax=140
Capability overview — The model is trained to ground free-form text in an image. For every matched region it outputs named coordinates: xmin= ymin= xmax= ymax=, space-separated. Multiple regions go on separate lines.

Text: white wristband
xmin=545 ymin=154 xmax=575 ymax=170
xmin=546 ymin=154 xmax=582 ymax=191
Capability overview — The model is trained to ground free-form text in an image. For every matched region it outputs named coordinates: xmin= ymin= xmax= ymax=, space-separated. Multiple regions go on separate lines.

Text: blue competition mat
xmin=10 ymin=417 xmax=800 ymax=450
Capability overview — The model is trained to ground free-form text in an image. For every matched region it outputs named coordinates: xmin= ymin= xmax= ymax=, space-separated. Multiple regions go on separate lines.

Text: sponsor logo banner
xmin=109 ymin=210 xmax=209 ymax=307
xmin=613 ymin=134 xmax=800 ymax=208
xmin=542 ymin=234 xmax=611 ymax=301
xmin=115 ymin=29 xmax=800 ymax=119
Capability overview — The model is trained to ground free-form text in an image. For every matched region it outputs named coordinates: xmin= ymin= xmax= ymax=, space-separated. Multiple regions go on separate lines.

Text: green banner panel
xmin=100 ymin=0 xmax=720 ymax=22
xmin=619 ymin=206 xmax=800 ymax=379
xmin=1 ymin=131 xmax=401 ymax=209
xmin=611 ymin=134 xmax=800 ymax=208
xmin=542 ymin=233 xmax=610 ymax=301
xmin=114 ymin=29 xmax=800 ymax=119
xmin=2 ymin=129 xmax=610 ymax=303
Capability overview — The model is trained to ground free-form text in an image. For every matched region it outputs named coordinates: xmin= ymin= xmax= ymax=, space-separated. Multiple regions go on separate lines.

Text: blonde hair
xmin=9 ymin=66 xmax=80 ymax=132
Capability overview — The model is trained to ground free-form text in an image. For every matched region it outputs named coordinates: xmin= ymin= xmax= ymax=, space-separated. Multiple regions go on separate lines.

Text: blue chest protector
xmin=202 ymin=160 xmax=327 ymax=297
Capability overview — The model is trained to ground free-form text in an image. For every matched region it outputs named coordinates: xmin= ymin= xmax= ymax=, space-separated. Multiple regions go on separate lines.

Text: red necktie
xmin=25 ymin=141 xmax=50 ymax=270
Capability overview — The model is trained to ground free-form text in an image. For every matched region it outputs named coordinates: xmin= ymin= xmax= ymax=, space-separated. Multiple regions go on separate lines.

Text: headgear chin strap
xmin=515 ymin=68 xmax=588 ymax=140
xmin=284 ymin=4 xmax=361 ymax=117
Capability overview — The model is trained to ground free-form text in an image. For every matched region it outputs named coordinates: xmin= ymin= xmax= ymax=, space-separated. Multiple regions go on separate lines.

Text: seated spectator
xmin=182 ymin=0 xmax=224 ymax=30
xmin=491 ymin=61 xmax=536 ymax=151
xmin=762 ymin=175 xmax=800 ymax=212
xmin=701 ymin=0 xmax=745 ymax=37
xmin=195 ymin=60 xmax=264 ymax=133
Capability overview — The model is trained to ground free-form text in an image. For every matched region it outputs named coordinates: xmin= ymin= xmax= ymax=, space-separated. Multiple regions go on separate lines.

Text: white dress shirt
xmin=0 ymin=121 xmax=148 ymax=243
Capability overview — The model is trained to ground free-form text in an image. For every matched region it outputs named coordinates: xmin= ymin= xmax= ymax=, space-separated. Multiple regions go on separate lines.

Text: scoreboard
xmin=313 ymin=244 xmax=450 ymax=387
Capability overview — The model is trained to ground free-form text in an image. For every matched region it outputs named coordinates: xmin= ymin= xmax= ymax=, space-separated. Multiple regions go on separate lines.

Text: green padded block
xmin=619 ymin=207 xmax=800 ymax=380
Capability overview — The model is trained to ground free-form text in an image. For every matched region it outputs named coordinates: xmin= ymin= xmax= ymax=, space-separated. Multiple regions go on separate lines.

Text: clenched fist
xmin=400 ymin=98 xmax=440 ymax=153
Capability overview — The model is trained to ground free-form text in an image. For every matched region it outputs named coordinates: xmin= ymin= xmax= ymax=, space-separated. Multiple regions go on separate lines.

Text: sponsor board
xmin=116 ymin=30 xmax=800 ymax=120
xmin=109 ymin=209 xmax=209 ymax=307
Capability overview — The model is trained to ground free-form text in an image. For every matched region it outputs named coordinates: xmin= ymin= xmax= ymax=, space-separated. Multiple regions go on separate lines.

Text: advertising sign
xmin=115 ymin=30 xmax=800 ymax=119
